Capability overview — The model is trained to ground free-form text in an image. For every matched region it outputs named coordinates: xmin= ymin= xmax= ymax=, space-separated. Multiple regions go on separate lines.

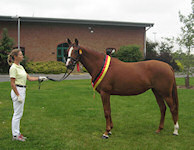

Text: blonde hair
xmin=7 ymin=49 xmax=21 ymax=66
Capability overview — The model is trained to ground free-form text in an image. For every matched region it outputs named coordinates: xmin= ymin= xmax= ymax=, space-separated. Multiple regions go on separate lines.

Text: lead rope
xmin=38 ymin=52 xmax=81 ymax=89
xmin=38 ymin=69 xmax=73 ymax=89
xmin=38 ymin=79 xmax=43 ymax=90
xmin=47 ymin=69 xmax=73 ymax=81
xmin=93 ymin=89 xmax=96 ymax=99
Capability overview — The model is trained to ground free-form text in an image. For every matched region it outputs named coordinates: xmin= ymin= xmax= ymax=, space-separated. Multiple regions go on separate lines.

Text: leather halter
xmin=46 ymin=50 xmax=81 ymax=82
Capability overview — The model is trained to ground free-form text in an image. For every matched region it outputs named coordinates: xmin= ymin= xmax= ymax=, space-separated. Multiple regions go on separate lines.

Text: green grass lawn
xmin=0 ymin=78 xmax=194 ymax=150
xmin=176 ymin=77 xmax=194 ymax=87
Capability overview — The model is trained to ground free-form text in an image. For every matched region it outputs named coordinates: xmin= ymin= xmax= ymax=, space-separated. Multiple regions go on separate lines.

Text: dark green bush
xmin=0 ymin=28 xmax=14 ymax=73
xmin=112 ymin=45 xmax=142 ymax=62
xmin=25 ymin=61 xmax=67 ymax=74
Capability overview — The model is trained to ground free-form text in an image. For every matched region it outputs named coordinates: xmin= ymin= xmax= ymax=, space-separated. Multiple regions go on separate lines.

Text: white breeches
xmin=11 ymin=87 xmax=26 ymax=136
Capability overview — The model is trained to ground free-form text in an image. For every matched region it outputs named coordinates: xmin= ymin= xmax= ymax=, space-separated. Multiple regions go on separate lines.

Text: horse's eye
xmin=74 ymin=50 xmax=79 ymax=54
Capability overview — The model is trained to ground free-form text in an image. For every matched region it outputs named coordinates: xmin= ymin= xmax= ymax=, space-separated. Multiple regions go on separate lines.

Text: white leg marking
xmin=102 ymin=134 xmax=109 ymax=139
xmin=173 ymin=122 xmax=179 ymax=135
xmin=66 ymin=46 xmax=73 ymax=66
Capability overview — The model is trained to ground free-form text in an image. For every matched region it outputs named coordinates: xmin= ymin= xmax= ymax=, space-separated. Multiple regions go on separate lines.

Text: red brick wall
xmin=0 ymin=21 xmax=145 ymax=62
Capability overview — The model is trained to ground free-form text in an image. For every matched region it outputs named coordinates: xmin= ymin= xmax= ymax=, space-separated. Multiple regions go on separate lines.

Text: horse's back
xmin=110 ymin=58 xmax=173 ymax=79
xmin=106 ymin=58 xmax=174 ymax=96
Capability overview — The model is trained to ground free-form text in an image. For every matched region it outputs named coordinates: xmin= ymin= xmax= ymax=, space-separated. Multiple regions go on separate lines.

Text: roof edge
xmin=0 ymin=15 xmax=154 ymax=27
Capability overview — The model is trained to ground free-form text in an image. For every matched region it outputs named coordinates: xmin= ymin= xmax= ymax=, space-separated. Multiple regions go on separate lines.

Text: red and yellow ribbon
xmin=92 ymin=55 xmax=111 ymax=90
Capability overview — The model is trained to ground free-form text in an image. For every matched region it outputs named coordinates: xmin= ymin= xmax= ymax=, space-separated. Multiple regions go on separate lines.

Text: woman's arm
xmin=27 ymin=74 xmax=39 ymax=81
xmin=27 ymin=74 xmax=48 ymax=82
xmin=10 ymin=78 xmax=19 ymax=96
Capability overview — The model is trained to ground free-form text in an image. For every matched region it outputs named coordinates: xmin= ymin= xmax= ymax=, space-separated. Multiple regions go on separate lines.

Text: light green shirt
xmin=9 ymin=63 xmax=27 ymax=86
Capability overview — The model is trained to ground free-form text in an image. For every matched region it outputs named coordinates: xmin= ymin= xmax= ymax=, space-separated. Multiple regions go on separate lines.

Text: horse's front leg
xmin=100 ymin=91 xmax=112 ymax=139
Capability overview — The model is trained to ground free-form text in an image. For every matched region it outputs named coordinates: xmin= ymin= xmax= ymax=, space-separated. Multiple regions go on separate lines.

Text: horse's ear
xmin=67 ymin=38 xmax=72 ymax=45
xmin=75 ymin=39 xmax=79 ymax=46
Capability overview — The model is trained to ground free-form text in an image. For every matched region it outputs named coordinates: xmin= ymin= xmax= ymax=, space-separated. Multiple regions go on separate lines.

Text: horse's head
xmin=66 ymin=38 xmax=82 ymax=70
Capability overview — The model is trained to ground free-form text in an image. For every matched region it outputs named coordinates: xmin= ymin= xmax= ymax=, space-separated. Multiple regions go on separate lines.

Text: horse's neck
xmin=80 ymin=47 xmax=105 ymax=78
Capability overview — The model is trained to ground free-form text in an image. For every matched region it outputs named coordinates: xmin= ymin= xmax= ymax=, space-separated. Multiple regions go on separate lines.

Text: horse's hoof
xmin=108 ymin=131 xmax=112 ymax=135
xmin=173 ymin=132 xmax=179 ymax=136
xmin=155 ymin=130 xmax=160 ymax=134
xmin=102 ymin=134 xmax=109 ymax=139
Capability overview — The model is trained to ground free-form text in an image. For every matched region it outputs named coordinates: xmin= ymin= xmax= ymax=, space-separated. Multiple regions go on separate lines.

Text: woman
xmin=7 ymin=49 xmax=48 ymax=142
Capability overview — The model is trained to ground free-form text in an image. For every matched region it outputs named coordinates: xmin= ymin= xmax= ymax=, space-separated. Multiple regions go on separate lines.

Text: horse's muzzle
xmin=66 ymin=64 xmax=75 ymax=70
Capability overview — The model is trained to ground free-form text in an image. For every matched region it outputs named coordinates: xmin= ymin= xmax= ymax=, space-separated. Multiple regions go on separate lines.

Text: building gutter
xmin=144 ymin=25 xmax=154 ymax=58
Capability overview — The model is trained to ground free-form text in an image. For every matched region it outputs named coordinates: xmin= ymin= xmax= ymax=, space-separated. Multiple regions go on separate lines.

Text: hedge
xmin=25 ymin=61 xmax=67 ymax=74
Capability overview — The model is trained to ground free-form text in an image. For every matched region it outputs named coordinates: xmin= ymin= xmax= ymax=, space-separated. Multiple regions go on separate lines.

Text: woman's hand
xmin=17 ymin=95 xmax=23 ymax=103
xmin=38 ymin=76 xmax=48 ymax=82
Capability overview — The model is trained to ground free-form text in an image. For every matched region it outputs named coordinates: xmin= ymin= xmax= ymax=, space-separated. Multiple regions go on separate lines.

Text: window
xmin=57 ymin=43 xmax=69 ymax=62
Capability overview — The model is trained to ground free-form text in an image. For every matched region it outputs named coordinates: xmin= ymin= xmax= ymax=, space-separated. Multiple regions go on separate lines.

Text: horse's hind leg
xmin=165 ymin=96 xmax=179 ymax=135
xmin=108 ymin=115 xmax=113 ymax=136
xmin=152 ymin=89 xmax=166 ymax=133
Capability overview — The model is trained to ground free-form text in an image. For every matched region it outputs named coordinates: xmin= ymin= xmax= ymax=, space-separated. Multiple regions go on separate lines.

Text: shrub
xmin=25 ymin=61 xmax=67 ymax=74
xmin=112 ymin=45 xmax=142 ymax=62
xmin=0 ymin=28 xmax=14 ymax=73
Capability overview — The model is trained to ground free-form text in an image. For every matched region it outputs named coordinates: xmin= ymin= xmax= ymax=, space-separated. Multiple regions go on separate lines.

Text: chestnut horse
xmin=66 ymin=39 xmax=179 ymax=139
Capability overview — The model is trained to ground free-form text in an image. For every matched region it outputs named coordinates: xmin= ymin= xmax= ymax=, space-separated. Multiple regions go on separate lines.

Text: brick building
xmin=0 ymin=16 xmax=153 ymax=62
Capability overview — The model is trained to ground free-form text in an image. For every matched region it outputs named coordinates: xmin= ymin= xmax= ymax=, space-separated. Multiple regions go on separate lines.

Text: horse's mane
xmin=80 ymin=46 xmax=106 ymax=57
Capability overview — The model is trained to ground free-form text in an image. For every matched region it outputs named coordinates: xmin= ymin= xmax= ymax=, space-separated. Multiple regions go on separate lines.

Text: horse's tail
xmin=172 ymin=77 xmax=179 ymax=108
xmin=172 ymin=69 xmax=179 ymax=118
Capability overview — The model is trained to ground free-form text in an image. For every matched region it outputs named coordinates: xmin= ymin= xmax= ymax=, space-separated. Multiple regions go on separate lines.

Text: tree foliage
xmin=146 ymin=38 xmax=179 ymax=71
xmin=146 ymin=40 xmax=158 ymax=60
xmin=157 ymin=38 xmax=179 ymax=71
xmin=0 ymin=28 xmax=14 ymax=73
xmin=176 ymin=0 xmax=194 ymax=88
